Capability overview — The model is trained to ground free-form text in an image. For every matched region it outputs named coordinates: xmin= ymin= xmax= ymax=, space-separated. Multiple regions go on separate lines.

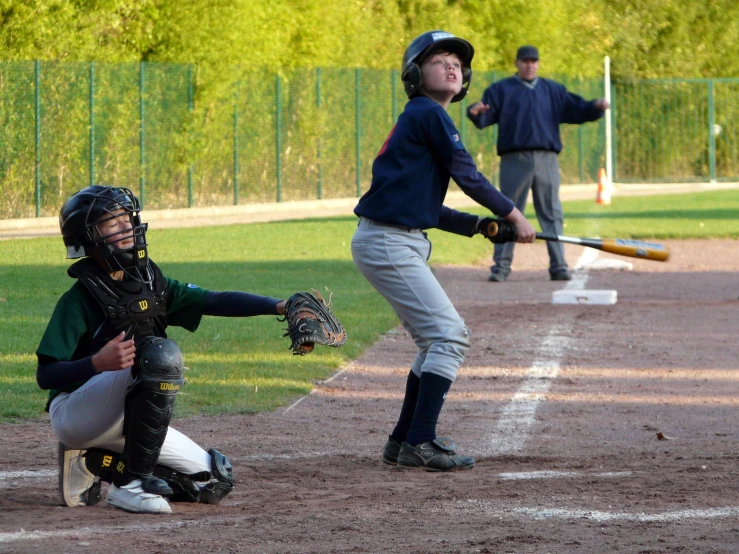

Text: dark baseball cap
xmin=516 ymin=45 xmax=539 ymax=60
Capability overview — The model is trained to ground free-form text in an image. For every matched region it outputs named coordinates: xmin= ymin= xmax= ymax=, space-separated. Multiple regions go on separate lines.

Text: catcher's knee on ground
xmin=85 ymin=448 xmax=234 ymax=505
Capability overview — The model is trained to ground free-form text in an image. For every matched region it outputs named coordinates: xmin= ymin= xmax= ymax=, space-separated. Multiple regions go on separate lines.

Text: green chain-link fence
xmin=1 ymin=60 xmax=734 ymax=219
xmin=613 ymin=78 xmax=739 ymax=182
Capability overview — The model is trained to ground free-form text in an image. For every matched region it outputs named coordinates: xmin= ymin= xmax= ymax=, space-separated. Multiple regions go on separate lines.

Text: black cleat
xmin=382 ymin=436 xmax=402 ymax=465
xmin=488 ymin=271 xmax=508 ymax=282
xmin=550 ymin=270 xmax=572 ymax=281
xmin=397 ymin=437 xmax=475 ymax=472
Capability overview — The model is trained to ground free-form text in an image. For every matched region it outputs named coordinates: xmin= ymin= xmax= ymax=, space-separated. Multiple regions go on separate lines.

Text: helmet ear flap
xmin=451 ymin=67 xmax=473 ymax=103
xmin=401 ymin=63 xmax=423 ymax=98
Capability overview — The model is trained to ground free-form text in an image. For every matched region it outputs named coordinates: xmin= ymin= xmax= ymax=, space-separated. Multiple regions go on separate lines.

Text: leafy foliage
xmin=0 ymin=1 xmax=736 ymax=78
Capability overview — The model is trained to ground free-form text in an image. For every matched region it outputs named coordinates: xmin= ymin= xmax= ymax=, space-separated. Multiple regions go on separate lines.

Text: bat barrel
xmin=535 ymin=233 xmax=669 ymax=262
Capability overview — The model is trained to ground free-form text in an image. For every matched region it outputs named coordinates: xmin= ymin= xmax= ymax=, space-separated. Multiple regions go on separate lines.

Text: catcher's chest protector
xmin=68 ymin=258 xmax=168 ymax=349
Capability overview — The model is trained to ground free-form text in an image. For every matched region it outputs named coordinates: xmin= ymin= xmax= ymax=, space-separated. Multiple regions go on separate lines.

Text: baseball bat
xmin=535 ymin=232 xmax=670 ymax=262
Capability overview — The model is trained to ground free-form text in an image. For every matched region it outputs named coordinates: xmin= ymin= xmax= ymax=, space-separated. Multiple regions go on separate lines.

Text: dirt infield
xmin=1 ymin=239 xmax=738 ymax=553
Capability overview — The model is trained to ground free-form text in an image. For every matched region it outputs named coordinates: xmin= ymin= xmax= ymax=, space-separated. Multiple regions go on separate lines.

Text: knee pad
xmin=122 ymin=337 xmax=185 ymax=477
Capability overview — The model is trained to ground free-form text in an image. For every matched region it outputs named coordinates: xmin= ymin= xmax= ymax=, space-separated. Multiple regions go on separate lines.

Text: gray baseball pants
xmin=50 ymin=368 xmax=211 ymax=475
xmin=493 ymin=150 xmax=568 ymax=276
xmin=351 ymin=217 xmax=470 ymax=382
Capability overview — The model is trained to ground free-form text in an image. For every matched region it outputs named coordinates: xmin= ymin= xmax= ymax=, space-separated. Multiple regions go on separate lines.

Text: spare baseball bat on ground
xmin=535 ymin=232 xmax=670 ymax=262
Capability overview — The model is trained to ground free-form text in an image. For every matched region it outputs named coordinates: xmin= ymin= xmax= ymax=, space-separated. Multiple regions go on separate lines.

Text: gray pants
xmin=49 ymin=367 xmax=211 ymax=476
xmin=351 ymin=217 xmax=470 ymax=382
xmin=493 ymin=150 xmax=567 ymax=276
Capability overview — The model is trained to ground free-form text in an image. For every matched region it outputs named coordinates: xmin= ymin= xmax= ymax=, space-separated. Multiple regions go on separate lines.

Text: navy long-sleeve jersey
xmin=466 ymin=76 xmax=604 ymax=155
xmin=354 ymin=96 xmax=514 ymax=234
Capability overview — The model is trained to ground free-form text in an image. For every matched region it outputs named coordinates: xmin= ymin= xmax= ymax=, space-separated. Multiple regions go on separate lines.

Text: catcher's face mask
xmin=60 ymin=185 xmax=151 ymax=283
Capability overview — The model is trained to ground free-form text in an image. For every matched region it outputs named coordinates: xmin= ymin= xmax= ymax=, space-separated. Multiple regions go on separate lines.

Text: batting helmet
xmin=401 ymin=30 xmax=474 ymax=103
xmin=59 ymin=185 xmax=150 ymax=279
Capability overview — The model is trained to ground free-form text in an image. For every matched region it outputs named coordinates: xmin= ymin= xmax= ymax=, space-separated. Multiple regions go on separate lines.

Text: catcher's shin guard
xmin=116 ymin=337 xmax=184 ymax=493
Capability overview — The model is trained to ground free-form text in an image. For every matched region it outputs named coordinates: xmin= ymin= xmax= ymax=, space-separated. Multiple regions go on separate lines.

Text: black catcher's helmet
xmin=401 ymin=30 xmax=474 ymax=103
xmin=59 ymin=185 xmax=150 ymax=281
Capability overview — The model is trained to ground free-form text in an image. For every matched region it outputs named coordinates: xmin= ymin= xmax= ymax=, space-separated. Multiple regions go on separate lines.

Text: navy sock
xmin=390 ymin=370 xmax=420 ymax=443
xmin=404 ymin=372 xmax=453 ymax=446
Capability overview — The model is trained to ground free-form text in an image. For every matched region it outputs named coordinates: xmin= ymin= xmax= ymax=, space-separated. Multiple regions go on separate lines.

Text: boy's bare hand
xmin=92 ymin=331 xmax=136 ymax=372
xmin=514 ymin=219 xmax=536 ymax=243
xmin=468 ymin=102 xmax=490 ymax=117
xmin=505 ymin=208 xmax=536 ymax=243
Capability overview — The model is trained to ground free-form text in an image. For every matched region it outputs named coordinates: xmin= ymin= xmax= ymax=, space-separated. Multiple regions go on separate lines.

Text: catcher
xmin=37 ymin=185 xmax=344 ymax=514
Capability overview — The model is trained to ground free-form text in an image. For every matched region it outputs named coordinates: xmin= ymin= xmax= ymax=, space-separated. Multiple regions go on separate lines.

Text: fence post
xmin=316 ymin=67 xmax=322 ymax=200
xmin=188 ymin=64 xmax=194 ymax=208
xmin=276 ymin=74 xmax=282 ymax=202
xmin=89 ymin=61 xmax=95 ymax=187
xmin=139 ymin=61 xmax=145 ymax=208
xmin=604 ymin=56 xmax=613 ymax=189
xmin=391 ymin=69 xmax=398 ymax=122
xmin=355 ymin=68 xmax=361 ymax=197
xmin=611 ymin=83 xmax=617 ymax=182
xmin=708 ymin=79 xmax=717 ymax=182
xmin=578 ymin=126 xmax=584 ymax=183
xmin=233 ymin=79 xmax=239 ymax=205
xmin=34 ymin=60 xmax=41 ymax=217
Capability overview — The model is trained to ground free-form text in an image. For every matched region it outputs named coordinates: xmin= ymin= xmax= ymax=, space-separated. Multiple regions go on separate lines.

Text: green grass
xmin=1 ymin=189 xmax=737 ymax=422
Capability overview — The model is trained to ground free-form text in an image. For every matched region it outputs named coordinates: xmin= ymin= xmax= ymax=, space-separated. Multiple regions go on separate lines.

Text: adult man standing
xmin=467 ymin=45 xmax=609 ymax=282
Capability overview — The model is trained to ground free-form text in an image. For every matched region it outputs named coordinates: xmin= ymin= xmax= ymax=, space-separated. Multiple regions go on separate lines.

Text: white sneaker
xmin=107 ymin=479 xmax=172 ymax=514
xmin=58 ymin=443 xmax=101 ymax=507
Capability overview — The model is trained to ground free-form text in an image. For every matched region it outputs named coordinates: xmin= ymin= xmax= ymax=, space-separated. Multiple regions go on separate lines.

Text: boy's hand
xmin=513 ymin=218 xmax=537 ymax=243
xmin=468 ymin=102 xmax=490 ymax=117
xmin=92 ymin=331 xmax=136 ymax=372
xmin=504 ymin=208 xmax=536 ymax=243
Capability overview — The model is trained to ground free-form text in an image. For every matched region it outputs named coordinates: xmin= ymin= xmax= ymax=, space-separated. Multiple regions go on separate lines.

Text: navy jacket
xmin=466 ymin=76 xmax=604 ymax=155
xmin=355 ymin=96 xmax=514 ymax=234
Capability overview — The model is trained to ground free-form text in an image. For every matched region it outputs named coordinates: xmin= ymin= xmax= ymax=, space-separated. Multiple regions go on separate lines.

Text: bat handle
xmin=535 ymin=232 xmax=559 ymax=241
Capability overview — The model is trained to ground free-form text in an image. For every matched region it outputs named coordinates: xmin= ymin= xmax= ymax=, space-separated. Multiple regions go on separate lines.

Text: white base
xmin=552 ymin=289 xmax=618 ymax=305
xmin=580 ymin=258 xmax=633 ymax=271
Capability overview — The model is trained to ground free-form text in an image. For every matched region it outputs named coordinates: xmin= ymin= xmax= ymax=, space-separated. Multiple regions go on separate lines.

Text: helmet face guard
xmin=60 ymin=186 xmax=151 ymax=283
xmin=401 ymin=30 xmax=474 ymax=103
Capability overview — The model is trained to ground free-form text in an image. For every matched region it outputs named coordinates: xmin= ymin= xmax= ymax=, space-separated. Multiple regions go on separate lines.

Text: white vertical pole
xmin=604 ymin=55 xmax=613 ymax=189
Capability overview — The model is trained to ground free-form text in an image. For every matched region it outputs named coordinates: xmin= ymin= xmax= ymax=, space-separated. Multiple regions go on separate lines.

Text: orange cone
xmin=595 ymin=168 xmax=611 ymax=205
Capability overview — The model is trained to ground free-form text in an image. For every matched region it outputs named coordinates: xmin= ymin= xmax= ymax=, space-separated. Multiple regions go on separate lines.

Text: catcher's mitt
xmin=476 ymin=217 xmax=518 ymax=244
xmin=280 ymin=290 xmax=346 ymax=356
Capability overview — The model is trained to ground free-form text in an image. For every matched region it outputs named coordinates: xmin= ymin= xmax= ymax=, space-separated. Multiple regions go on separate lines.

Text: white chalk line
xmin=514 ymin=506 xmax=739 ymax=523
xmin=482 ymin=248 xmax=599 ymax=457
xmin=3 ymin=491 xmax=735 ymax=545
xmin=283 ymin=361 xmax=357 ymax=413
xmin=0 ymin=518 xmax=218 ymax=544
xmin=459 ymin=499 xmax=739 ymax=523
xmin=0 ymin=469 xmax=56 ymax=480
xmin=497 ymin=470 xmax=632 ymax=481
